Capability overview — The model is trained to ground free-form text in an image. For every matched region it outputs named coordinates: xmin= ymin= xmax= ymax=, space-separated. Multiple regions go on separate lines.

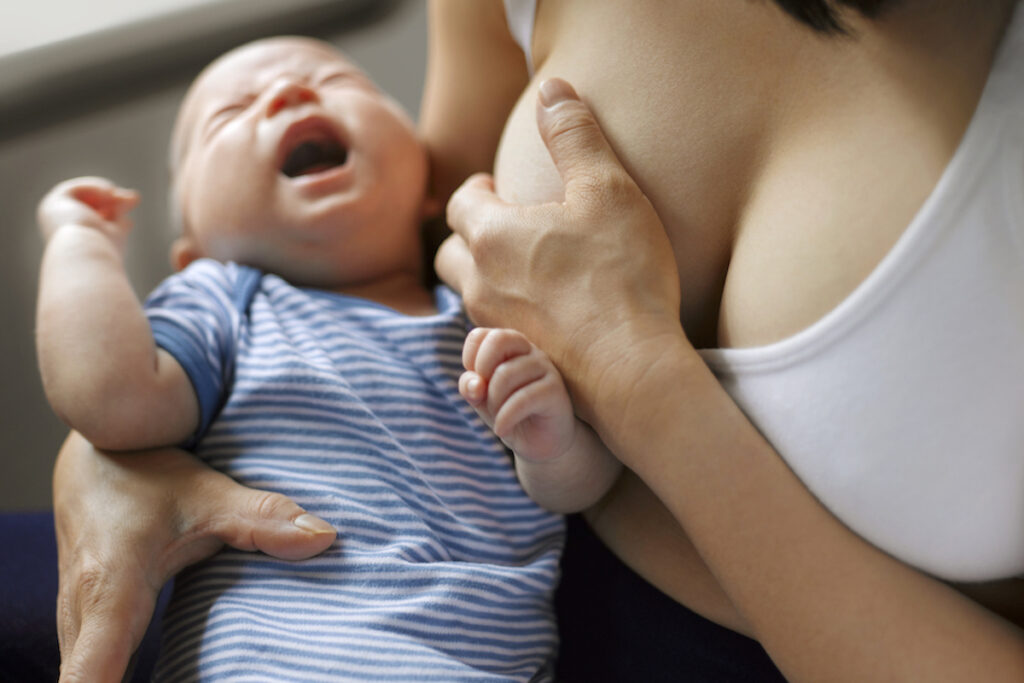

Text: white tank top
xmin=505 ymin=1 xmax=1024 ymax=582
xmin=699 ymin=3 xmax=1024 ymax=582
xmin=502 ymin=0 xmax=537 ymax=74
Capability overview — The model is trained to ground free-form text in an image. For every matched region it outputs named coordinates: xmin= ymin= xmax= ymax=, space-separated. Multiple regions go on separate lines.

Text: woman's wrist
xmin=569 ymin=316 xmax=698 ymax=460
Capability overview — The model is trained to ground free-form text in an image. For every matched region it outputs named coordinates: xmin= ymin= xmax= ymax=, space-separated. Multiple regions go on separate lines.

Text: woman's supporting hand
xmin=53 ymin=433 xmax=336 ymax=683
xmin=436 ymin=78 xmax=684 ymax=424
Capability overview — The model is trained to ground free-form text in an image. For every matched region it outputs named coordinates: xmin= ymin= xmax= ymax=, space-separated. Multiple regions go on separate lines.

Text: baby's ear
xmin=170 ymin=236 xmax=200 ymax=272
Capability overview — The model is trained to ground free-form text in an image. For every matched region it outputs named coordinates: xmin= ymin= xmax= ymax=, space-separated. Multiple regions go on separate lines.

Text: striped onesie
xmin=146 ymin=259 xmax=565 ymax=682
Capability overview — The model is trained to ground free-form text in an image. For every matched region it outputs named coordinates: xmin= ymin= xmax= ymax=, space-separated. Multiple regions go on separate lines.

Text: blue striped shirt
xmin=146 ymin=260 xmax=564 ymax=682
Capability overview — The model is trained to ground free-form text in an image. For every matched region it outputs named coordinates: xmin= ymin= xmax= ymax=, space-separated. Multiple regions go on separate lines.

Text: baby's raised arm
xmin=459 ymin=327 xmax=622 ymax=513
xmin=36 ymin=176 xmax=199 ymax=451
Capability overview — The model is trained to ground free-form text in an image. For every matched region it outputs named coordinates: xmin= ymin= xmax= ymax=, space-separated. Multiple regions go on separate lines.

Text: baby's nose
xmin=265 ymin=79 xmax=319 ymax=116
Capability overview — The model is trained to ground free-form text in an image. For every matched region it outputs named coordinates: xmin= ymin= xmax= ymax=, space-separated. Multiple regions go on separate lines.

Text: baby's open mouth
xmin=278 ymin=120 xmax=349 ymax=178
xmin=281 ymin=138 xmax=348 ymax=178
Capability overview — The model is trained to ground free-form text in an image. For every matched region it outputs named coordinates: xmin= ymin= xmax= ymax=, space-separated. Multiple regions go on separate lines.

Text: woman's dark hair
xmin=772 ymin=0 xmax=896 ymax=33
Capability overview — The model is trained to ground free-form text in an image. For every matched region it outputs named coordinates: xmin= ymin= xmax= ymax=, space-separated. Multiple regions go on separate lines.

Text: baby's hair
xmin=772 ymin=0 xmax=894 ymax=33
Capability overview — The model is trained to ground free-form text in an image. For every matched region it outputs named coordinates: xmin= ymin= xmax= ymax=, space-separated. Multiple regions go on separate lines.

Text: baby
xmin=35 ymin=36 xmax=620 ymax=681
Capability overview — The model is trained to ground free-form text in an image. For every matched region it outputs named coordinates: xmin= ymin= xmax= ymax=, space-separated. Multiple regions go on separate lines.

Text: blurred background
xmin=1 ymin=0 xmax=428 ymax=511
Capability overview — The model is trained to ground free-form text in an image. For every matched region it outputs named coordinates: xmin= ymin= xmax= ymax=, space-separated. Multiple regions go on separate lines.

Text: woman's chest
xmin=492 ymin=0 xmax=927 ymax=352
xmin=492 ymin=0 xmax=995 ymax=353
xmin=493 ymin=57 xmax=763 ymax=348
xmin=493 ymin=70 xmax=952 ymax=356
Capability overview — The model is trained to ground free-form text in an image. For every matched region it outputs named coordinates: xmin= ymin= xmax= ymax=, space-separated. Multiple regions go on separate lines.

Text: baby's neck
xmin=328 ymin=271 xmax=437 ymax=316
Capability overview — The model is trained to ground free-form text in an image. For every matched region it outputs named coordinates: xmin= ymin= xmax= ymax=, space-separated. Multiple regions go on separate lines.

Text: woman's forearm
xmin=37 ymin=226 xmax=197 ymax=450
xmin=595 ymin=334 xmax=1024 ymax=682
xmin=420 ymin=0 xmax=528 ymax=204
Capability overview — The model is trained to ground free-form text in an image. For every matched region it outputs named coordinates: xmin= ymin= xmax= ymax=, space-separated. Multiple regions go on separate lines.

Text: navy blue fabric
xmin=0 ymin=512 xmax=168 ymax=683
xmin=554 ymin=514 xmax=787 ymax=682
xmin=0 ymin=512 xmax=59 ymax=682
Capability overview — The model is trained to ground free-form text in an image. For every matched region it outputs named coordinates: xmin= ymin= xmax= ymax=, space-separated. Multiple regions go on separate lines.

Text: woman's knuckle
xmin=468 ymin=215 xmax=501 ymax=255
xmin=574 ymin=188 xmax=614 ymax=220
xmin=548 ymin=108 xmax=598 ymax=149
xmin=252 ymin=490 xmax=291 ymax=520
xmin=605 ymin=168 xmax=639 ymax=198
xmin=74 ymin=563 xmax=114 ymax=614
xmin=584 ymin=173 xmax=642 ymax=220
xmin=447 ymin=179 xmax=486 ymax=230
xmin=433 ymin=236 xmax=457 ymax=273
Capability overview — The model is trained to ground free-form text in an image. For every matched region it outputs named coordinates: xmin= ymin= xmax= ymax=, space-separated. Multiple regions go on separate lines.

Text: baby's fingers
xmin=491 ymin=371 xmax=563 ymax=441
xmin=461 ymin=328 xmax=543 ymax=431
xmin=461 ymin=328 xmax=489 ymax=374
xmin=483 ymin=353 xmax=549 ymax=418
xmin=71 ymin=182 xmax=139 ymax=221
xmin=459 ymin=371 xmax=497 ymax=431
xmin=463 ymin=328 xmax=532 ymax=377
xmin=37 ymin=193 xmax=103 ymax=239
xmin=459 ymin=371 xmax=486 ymax=406
xmin=38 ymin=177 xmax=139 ymax=242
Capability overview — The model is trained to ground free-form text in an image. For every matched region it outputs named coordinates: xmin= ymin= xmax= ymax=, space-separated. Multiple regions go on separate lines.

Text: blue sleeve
xmin=144 ymin=259 xmax=261 ymax=447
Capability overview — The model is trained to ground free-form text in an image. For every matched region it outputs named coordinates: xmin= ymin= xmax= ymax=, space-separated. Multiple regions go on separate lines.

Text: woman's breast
xmin=490 ymin=0 xmax=775 ymax=348
xmin=489 ymin=0 xmax=1024 ymax=621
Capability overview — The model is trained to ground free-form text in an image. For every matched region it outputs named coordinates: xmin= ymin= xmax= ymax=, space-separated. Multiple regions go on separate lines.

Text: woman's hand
xmin=53 ymin=433 xmax=336 ymax=683
xmin=435 ymin=78 xmax=684 ymax=424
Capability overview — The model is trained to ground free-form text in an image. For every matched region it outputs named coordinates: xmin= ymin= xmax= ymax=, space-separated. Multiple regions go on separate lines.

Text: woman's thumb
xmin=535 ymin=78 xmax=634 ymax=201
xmin=188 ymin=471 xmax=337 ymax=561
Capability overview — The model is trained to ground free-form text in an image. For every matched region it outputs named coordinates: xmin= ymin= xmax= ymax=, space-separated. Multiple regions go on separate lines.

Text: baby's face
xmin=171 ymin=37 xmax=427 ymax=288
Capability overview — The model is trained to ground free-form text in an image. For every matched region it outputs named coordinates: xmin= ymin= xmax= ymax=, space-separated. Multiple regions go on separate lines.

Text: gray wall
xmin=1 ymin=0 xmax=427 ymax=511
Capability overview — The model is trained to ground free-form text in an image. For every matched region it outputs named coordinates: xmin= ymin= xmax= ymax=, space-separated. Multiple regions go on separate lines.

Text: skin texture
xmin=50 ymin=1 xmax=1024 ymax=680
xmin=429 ymin=0 xmax=1024 ymax=679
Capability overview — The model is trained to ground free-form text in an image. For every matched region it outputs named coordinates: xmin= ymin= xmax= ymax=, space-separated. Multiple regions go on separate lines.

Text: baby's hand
xmin=459 ymin=327 xmax=577 ymax=462
xmin=37 ymin=177 xmax=140 ymax=247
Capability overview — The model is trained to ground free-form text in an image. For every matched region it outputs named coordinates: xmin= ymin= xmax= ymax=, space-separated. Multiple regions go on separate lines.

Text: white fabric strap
xmin=502 ymin=0 xmax=537 ymax=75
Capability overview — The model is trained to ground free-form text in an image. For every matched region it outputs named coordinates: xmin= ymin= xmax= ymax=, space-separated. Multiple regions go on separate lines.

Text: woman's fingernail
xmin=538 ymin=78 xmax=577 ymax=108
xmin=293 ymin=514 xmax=335 ymax=535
